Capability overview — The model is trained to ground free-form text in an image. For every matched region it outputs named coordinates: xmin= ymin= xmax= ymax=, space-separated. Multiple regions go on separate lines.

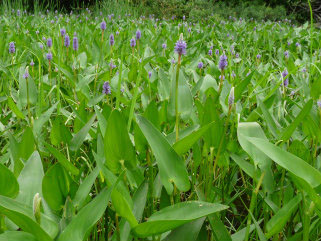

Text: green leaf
xmin=73 ymin=166 xmax=99 ymax=209
xmin=132 ymin=201 xmax=228 ymax=238
xmin=57 ymin=171 xmax=124 ymax=241
xmin=0 ymin=195 xmax=57 ymax=241
xmin=33 ymin=102 xmax=58 ymax=138
xmin=195 ymin=186 xmax=232 ymax=241
xmin=266 ymin=195 xmax=301 ymax=238
xmin=136 ymin=115 xmax=190 ymax=194
xmin=0 ymin=231 xmax=37 ymax=241
xmin=16 ymin=151 xmax=44 ymax=207
xmin=257 ymin=98 xmax=278 ymax=138
xmin=0 ymin=163 xmax=19 ymax=198
xmin=119 ymin=181 xmax=149 ymax=241
xmin=111 ymin=185 xmax=138 ymax=228
xmin=231 ymin=223 xmax=258 ymax=241
xmin=162 ymin=218 xmax=205 ymax=241
xmin=19 ymin=127 xmax=35 ymax=161
xmin=246 ymin=136 xmax=321 ymax=188
xmin=42 ymin=163 xmax=74 ymax=211
xmin=104 ymin=110 xmax=136 ymax=173
xmin=234 ymin=71 xmax=255 ymax=102
xmin=7 ymin=97 xmax=25 ymax=119
xmin=44 ymin=142 xmax=79 ymax=176
xmin=57 ymin=188 xmax=110 ymax=241
xmin=237 ymin=122 xmax=274 ymax=193
xmin=173 ymin=122 xmax=215 ymax=155
xmin=280 ymin=99 xmax=313 ymax=141
xmin=69 ymin=114 xmax=96 ymax=152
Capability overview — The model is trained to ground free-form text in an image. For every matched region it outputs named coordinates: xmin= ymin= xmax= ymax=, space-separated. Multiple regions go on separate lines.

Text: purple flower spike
xmin=30 ymin=60 xmax=34 ymax=66
xmin=208 ymin=49 xmax=212 ymax=56
xmin=64 ymin=34 xmax=70 ymax=47
xmin=228 ymin=87 xmax=235 ymax=106
xmin=317 ymin=100 xmax=321 ymax=108
xmin=283 ymin=78 xmax=289 ymax=87
xmin=296 ymin=42 xmax=300 ymax=47
xmin=109 ymin=34 xmax=114 ymax=46
xmin=174 ymin=40 xmax=187 ymax=55
xmin=282 ymin=69 xmax=289 ymax=78
xmin=218 ymin=54 xmax=228 ymax=71
xmin=256 ymin=54 xmax=262 ymax=59
xmin=215 ymin=49 xmax=219 ymax=55
xmin=148 ymin=71 xmax=152 ymax=79
xmin=101 ymin=21 xmax=106 ymax=30
xmin=102 ymin=81 xmax=111 ymax=95
xmin=23 ymin=68 xmax=29 ymax=79
xmin=47 ymin=38 xmax=52 ymax=48
xmin=9 ymin=42 xmax=15 ymax=54
xmin=162 ymin=43 xmax=167 ymax=49
xmin=284 ymin=50 xmax=289 ymax=59
xmin=136 ymin=29 xmax=141 ymax=40
xmin=46 ymin=52 xmax=52 ymax=61
xmin=197 ymin=62 xmax=204 ymax=69
xmin=73 ymin=36 xmax=78 ymax=51
xmin=60 ymin=28 xmax=66 ymax=36
xmin=130 ymin=38 xmax=136 ymax=47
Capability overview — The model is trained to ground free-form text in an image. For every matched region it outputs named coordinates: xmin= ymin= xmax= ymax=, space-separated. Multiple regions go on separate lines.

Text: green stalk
xmin=213 ymin=106 xmax=232 ymax=178
xmin=245 ymin=172 xmax=265 ymax=241
xmin=307 ymin=0 xmax=313 ymax=66
xmin=26 ymin=76 xmax=32 ymax=127
xmin=175 ymin=54 xmax=181 ymax=142
xmin=116 ymin=49 xmax=123 ymax=109
xmin=147 ymin=148 xmax=154 ymax=216
xmin=127 ymin=62 xmax=141 ymax=131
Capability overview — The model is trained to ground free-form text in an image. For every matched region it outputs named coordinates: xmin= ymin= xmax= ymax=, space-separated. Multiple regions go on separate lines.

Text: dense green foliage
xmin=1 ymin=6 xmax=321 ymax=241
xmin=1 ymin=0 xmax=317 ymax=22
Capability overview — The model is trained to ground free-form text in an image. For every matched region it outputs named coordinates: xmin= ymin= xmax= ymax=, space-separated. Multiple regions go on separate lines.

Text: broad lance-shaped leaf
xmin=42 ymin=163 xmax=77 ymax=211
xmin=120 ymin=181 xmax=149 ymax=241
xmin=57 ymin=188 xmax=111 ymax=241
xmin=237 ymin=122 xmax=274 ymax=193
xmin=281 ymin=99 xmax=313 ymax=141
xmin=73 ymin=166 xmax=99 ymax=209
xmin=172 ymin=121 xmax=215 ymax=155
xmin=162 ymin=218 xmax=205 ymax=241
xmin=195 ymin=186 xmax=232 ymax=241
xmin=257 ymin=98 xmax=278 ymax=138
xmin=136 ymin=115 xmax=190 ymax=194
xmin=58 ymin=169 xmax=125 ymax=241
xmin=265 ymin=195 xmax=301 ymax=238
xmin=96 ymin=134 xmax=137 ymax=227
xmin=0 ymin=195 xmax=58 ymax=241
xmin=16 ymin=151 xmax=43 ymax=207
xmin=33 ymin=102 xmax=58 ymax=138
xmin=0 ymin=231 xmax=37 ymax=241
xmin=0 ymin=163 xmax=19 ymax=198
xmin=69 ymin=114 xmax=96 ymax=152
xmin=104 ymin=110 xmax=136 ymax=173
xmin=44 ymin=142 xmax=79 ymax=175
xmin=132 ymin=201 xmax=228 ymax=238
xmin=246 ymin=136 xmax=321 ymax=188
xmin=7 ymin=96 xmax=25 ymax=119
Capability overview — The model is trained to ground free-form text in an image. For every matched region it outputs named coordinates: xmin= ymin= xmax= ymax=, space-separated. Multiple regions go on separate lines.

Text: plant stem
xmin=245 ymin=172 xmax=265 ymax=241
xmin=175 ymin=54 xmax=181 ymax=142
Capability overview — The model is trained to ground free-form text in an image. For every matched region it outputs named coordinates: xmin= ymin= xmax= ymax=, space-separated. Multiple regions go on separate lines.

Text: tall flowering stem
xmin=218 ymin=54 xmax=228 ymax=94
xmin=175 ymin=55 xmax=181 ymax=142
xmin=174 ymin=35 xmax=186 ymax=142
xmin=23 ymin=67 xmax=32 ymax=126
